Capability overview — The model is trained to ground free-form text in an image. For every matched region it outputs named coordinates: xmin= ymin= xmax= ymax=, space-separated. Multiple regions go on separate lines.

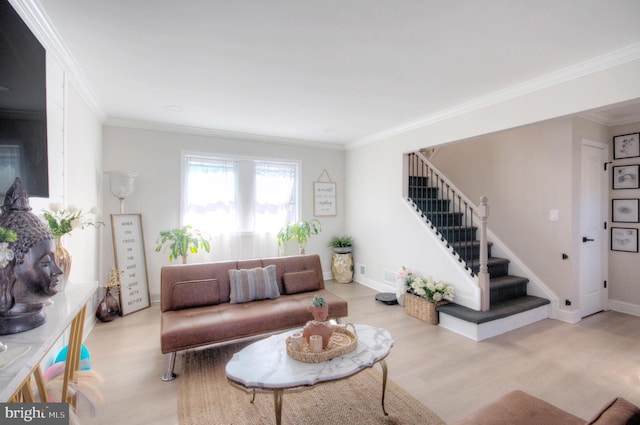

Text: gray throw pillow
xmin=229 ymin=265 xmax=280 ymax=304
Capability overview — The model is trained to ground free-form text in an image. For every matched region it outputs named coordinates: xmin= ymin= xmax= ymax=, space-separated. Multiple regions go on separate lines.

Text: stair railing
xmin=405 ymin=152 xmax=491 ymax=311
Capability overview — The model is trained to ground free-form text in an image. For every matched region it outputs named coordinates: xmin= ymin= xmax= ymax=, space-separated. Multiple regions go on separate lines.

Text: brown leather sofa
xmin=160 ymin=254 xmax=348 ymax=381
xmin=454 ymin=390 xmax=640 ymax=425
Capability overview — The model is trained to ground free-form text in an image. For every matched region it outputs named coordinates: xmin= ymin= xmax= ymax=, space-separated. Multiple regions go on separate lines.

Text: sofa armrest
xmin=587 ymin=397 xmax=640 ymax=425
xmin=454 ymin=390 xmax=585 ymax=425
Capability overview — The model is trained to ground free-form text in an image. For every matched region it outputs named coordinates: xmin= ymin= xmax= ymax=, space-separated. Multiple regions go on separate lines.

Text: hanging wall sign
xmin=111 ymin=214 xmax=151 ymax=315
xmin=314 ymin=169 xmax=336 ymax=216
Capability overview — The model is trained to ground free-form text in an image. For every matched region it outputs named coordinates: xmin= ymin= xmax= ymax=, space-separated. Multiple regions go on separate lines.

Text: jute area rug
xmin=178 ymin=341 xmax=445 ymax=425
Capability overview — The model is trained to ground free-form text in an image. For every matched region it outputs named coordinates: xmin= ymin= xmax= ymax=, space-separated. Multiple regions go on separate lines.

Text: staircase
xmin=407 ymin=157 xmax=550 ymax=341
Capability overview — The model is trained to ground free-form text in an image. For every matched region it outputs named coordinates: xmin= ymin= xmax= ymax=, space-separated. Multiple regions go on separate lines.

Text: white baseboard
xmin=355 ymin=276 xmax=395 ymax=294
xmin=552 ymin=306 xmax=581 ymax=324
xmin=608 ymin=299 xmax=640 ymax=317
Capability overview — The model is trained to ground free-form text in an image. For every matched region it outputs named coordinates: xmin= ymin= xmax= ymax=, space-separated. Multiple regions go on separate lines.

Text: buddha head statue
xmin=0 ymin=177 xmax=62 ymax=334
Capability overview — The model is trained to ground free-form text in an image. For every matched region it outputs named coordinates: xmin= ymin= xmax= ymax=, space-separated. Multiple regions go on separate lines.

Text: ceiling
xmin=17 ymin=0 xmax=640 ymax=146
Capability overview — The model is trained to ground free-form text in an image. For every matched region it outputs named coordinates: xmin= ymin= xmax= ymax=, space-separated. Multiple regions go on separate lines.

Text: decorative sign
xmin=111 ymin=214 xmax=151 ymax=315
xmin=314 ymin=182 xmax=336 ymax=216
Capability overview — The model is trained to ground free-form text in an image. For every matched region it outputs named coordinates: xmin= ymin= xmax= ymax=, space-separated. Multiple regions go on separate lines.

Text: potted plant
xmin=155 ymin=225 xmax=211 ymax=264
xmin=0 ymin=227 xmax=16 ymax=268
xmin=328 ymin=235 xmax=353 ymax=253
xmin=308 ymin=295 xmax=328 ymax=320
xmin=276 ymin=219 xmax=321 ymax=255
xmin=399 ymin=266 xmax=455 ymax=325
xmin=303 ymin=295 xmax=333 ymax=348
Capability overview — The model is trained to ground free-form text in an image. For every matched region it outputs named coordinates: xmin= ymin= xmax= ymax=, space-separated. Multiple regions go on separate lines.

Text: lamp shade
xmin=106 ymin=171 xmax=137 ymax=199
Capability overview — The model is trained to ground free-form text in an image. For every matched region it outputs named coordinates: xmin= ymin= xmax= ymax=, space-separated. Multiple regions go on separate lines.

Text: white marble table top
xmin=225 ymin=324 xmax=393 ymax=390
xmin=0 ymin=282 xmax=97 ymax=401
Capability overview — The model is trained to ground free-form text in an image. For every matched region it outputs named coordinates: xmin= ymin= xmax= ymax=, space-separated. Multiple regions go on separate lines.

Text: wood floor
xmin=80 ymin=281 xmax=640 ymax=424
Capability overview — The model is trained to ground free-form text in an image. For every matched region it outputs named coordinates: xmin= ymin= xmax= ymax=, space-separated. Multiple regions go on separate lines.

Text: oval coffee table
xmin=225 ymin=324 xmax=394 ymax=425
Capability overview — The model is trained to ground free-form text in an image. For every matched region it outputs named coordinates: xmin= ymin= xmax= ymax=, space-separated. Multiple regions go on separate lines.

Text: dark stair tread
xmin=437 ymin=296 xmax=550 ymax=324
xmin=490 ymin=275 xmax=529 ymax=289
xmin=470 ymin=257 xmax=509 ymax=267
xmin=439 ymin=225 xmax=478 ymax=231
xmin=450 ymin=240 xmax=485 ymax=248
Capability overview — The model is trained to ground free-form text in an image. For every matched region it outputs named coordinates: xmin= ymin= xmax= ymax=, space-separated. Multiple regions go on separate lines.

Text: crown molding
xmin=579 ymin=109 xmax=640 ymax=127
xmin=8 ymin=0 xmax=106 ymax=122
xmin=105 ymin=117 xmax=346 ymax=151
xmin=348 ymin=42 xmax=640 ymax=150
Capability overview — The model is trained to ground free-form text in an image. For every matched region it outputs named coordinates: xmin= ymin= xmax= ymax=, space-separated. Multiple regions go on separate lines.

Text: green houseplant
xmin=155 ymin=225 xmax=211 ymax=264
xmin=276 ymin=219 xmax=321 ymax=255
xmin=0 ymin=226 xmax=17 ymax=269
xmin=328 ymin=235 xmax=353 ymax=253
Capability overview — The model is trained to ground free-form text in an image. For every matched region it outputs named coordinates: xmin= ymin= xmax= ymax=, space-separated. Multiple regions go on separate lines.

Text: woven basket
xmin=405 ymin=294 xmax=447 ymax=325
xmin=286 ymin=323 xmax=357 ymax=363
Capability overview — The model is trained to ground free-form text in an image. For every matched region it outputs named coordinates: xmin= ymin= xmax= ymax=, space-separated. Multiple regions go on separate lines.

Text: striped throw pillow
xmin=229 ymin=265 xmax=280 ymax=304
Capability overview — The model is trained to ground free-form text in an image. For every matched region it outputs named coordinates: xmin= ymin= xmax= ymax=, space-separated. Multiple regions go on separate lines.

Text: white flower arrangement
xmin=397 ymin=266 xmax=455 ymax=303
xmin=42 ymin=203 xmax=103 ymax=238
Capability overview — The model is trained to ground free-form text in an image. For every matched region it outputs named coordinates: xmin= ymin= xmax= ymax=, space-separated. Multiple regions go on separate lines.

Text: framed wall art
xmin=314 ymin=182 xmax=336 ymax=216
xmin=612 ymin=199 xmax=639 ymax=223
xmin=613 ymin=132 xmax=640 ymax=160
xmin=314 ymin=169 xmax=336 ymax=216
xmin=612 ymin=164 xmax=639 ymax=189
xmin=611 ymin=227 xmax=638 ymax=253
xmin=111 ymin=214 xmax=151 ymax=315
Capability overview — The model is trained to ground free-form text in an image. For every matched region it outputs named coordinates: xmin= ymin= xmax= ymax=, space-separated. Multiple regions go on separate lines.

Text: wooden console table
xmin=0 ymin=282 xmax=97 ymax=403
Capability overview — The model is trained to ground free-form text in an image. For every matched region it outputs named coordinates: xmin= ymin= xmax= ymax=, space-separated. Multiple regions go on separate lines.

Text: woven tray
xmin=286 ymin=323 xmax=357 ymax=363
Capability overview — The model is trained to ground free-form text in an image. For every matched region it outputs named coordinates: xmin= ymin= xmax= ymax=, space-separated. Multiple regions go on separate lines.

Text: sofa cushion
xmin=282 ymin=270 xmax=321 ymax=294
xmin=588 ymin=397 xmax=640 ymax=425
xmin=171 ymin=278 xmax=221 ymax=310
xmin=453 ymin=390 xmax=584 ymax=425
xmin=229 ymin=265 xmax=280 ymax=304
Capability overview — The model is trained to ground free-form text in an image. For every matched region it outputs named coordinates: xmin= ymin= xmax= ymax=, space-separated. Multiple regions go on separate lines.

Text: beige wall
xmin=101 ymin=126 xmax=346 ymax=299
xmin=430 ymin=119 xmax=576 ymax=305
xmin=608 ymin=121 xmax=640 ymax=311
xmin=345 ymin=58 xmax=640 ymax=320
xmin=429 ymin=117 xmax=630 ymax=312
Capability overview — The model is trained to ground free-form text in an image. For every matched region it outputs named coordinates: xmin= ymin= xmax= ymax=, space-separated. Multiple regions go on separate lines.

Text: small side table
xmin=331 ymin=253 xmax=353 ymax=283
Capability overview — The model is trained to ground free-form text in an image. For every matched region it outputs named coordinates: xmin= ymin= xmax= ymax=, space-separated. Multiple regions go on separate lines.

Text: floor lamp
xmin=106 ymin=171 xmax=137 ymax=213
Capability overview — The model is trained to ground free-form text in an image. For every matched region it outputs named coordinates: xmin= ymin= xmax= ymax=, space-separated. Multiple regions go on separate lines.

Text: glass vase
xmin=54 ymin=237 xmax=72 ymax=291
xmin=96 ymin=287 xmax=120 ymax=322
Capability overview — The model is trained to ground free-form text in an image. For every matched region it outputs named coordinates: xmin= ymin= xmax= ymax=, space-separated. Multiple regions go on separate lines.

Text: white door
xmin=579 ymin=140 xmax=607 ymax=317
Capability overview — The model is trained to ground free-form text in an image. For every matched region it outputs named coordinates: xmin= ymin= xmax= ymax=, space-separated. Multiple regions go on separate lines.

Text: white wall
xmin=345 ymin=58 xmax=640 ymax=319
xmin=8 ymin=0 xmax=104 ymax=287
xmin=63 ymin=83 xmax=104 ymax=284
xmin=607 ymin=121 xmax=640 ymax=314
xmin=101 ymin=126 xmax=346 ymax=300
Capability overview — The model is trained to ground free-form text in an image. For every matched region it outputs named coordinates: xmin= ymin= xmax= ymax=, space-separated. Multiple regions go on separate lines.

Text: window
xmin=182 ymin=154 xmax=299 ymax=236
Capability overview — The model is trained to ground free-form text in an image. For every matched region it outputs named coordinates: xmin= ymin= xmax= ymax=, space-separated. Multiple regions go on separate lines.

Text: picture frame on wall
xmin=612 ymin=164 xmax=640 ymax=189
xmin=314 ymin=181 xmax=337 ymax=216
xmin=612 ymin=199 xmax=640 ymax=223
xmin=613 ymin=132 xmax=640 ymax=159
xmin=611 ymin=227 xmax=638 ymax=253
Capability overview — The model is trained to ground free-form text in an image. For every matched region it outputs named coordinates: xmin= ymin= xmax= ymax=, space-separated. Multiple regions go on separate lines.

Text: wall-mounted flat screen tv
xmin=0 ymin=0 xmax=49 ymax=198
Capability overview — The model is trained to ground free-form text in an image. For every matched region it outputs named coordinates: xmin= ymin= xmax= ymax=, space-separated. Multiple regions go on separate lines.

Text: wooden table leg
xmin=379 ymin=359 xmax=389 ymax=416
xmin=62 ymin=304 xmax=87 ymax=407
xmin=274 ymin=389 xmax=284 ymax=425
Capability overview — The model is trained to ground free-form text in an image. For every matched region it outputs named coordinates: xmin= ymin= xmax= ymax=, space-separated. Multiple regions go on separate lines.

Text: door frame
xmin=579 ymin=138 xmax=609 ymax=317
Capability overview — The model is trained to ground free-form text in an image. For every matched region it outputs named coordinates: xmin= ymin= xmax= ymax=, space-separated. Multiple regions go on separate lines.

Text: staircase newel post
xmin=478 ymin=196 xmax=490 ymax=311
